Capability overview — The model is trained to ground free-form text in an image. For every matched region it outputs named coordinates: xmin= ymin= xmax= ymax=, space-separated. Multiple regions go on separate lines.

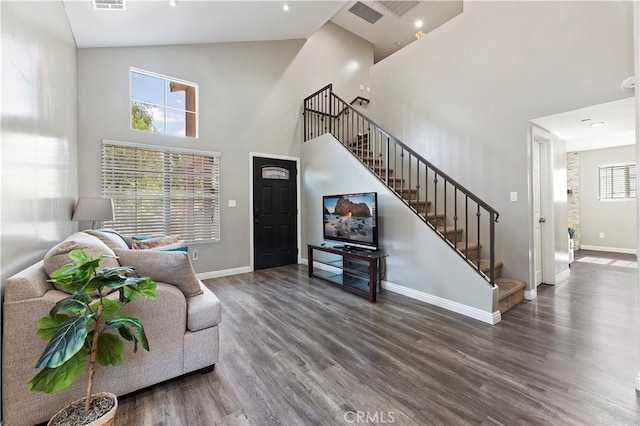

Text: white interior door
xmin=533 ymin=140 xmax=543 ymax=286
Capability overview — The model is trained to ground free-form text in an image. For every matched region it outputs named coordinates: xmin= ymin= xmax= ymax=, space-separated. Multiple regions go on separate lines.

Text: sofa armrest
xmin=186 ymin=282 xmax=221 ymax=332
xmin=4 ymin=261 xmax=53 ymax=302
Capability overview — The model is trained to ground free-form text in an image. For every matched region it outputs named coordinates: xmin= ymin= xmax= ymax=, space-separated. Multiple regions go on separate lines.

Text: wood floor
xmin=116 ymin=250 xmax=640 ymax=425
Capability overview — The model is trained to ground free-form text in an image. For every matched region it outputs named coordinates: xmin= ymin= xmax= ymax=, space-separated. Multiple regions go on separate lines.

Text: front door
xmin=253 ymin=157 xmax=298 ymax=270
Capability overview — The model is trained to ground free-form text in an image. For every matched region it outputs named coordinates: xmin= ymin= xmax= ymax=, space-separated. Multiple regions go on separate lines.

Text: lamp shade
xmin=72 ymin=197 xmax=115 ymax=221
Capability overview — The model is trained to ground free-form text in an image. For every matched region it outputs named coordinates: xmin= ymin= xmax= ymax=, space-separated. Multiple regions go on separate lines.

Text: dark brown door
xmin=253 ymin=157 xmax=297 ymax=270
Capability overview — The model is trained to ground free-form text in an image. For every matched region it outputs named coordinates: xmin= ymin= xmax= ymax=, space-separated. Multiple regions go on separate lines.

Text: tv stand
xmin=307 ymin=244 xmax=387 ymax=302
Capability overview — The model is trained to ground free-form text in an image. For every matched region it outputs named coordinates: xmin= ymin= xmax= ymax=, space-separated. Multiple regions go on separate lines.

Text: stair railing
xmin=303 ymin=84 xmax=499 ymax=286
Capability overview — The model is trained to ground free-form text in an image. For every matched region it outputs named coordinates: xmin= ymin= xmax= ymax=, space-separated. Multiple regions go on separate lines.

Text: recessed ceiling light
xmin=395 ymin=41 xmax=403 ymax=46
xmin=168 ymin=0 xmax=177 ymax=6
xmin=415 ymin=20 xmax=424 ymax=28
xmin=283 ymin=4 xmax=289 ymax=11
xmin=590 ymin=122 xmax=605 ymax=127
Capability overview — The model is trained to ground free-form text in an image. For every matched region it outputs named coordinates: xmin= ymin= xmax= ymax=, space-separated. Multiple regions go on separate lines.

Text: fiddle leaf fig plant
xmin=28 ymin=249 xmax=157 ymax=413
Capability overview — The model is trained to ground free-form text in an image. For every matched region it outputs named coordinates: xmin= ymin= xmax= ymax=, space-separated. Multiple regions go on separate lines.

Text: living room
xmin=2 ymin=1 xmax=639 ymax=425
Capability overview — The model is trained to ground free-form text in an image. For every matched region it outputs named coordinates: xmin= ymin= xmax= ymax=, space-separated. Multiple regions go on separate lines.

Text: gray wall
xmin=77 ymin=22 xmax=373 ymax=273
xmin=579 ymin=145 xmax=637 ymax=251
xmin=302 ymin=134 xmax=496 ymax=316
xmin=368 ymin=1 xmax=634 ymax=286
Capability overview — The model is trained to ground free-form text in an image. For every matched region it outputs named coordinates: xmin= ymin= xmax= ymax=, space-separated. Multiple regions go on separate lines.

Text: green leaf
xmin=49 ymin=294 xmax=91 ymax=318
xmin=68 ymin=249 xmax=91 ymax=264
xmin=28 ymin=348 xmax=88 ymax=393
xmin=35 ymin=315 xmax=90 ymax=369
xmin=121 ymin=277 xmax=157 ymax=303
xmin=91 ymin=298 xmax=121 ymax=321
xmin=96 ymin=333 xmax=124 ymax=367
xmin=36 ymin=314 xmax=70 ymax=341
xmin=105 ymin=315 xmax=149 ymax=352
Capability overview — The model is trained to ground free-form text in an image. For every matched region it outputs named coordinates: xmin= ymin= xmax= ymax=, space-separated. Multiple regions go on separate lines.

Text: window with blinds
xmin=599 ymin=163 xmax=637 ymax=200
xmin=102 ymin=140 xmax=220 ymax=242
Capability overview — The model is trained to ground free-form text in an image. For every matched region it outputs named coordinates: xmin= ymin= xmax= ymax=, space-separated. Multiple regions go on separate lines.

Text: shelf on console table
xmin=307 ymin=244 xmax=387 ymax=302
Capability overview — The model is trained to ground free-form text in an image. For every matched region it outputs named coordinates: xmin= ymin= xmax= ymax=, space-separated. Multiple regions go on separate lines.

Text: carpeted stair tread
xmin=495 ymin=277 xmax=526 ymax=299
xmin=496 ymin=277 xmax=526 ymax=313
xmin=478 ymin=259 xmax=503 ymax=277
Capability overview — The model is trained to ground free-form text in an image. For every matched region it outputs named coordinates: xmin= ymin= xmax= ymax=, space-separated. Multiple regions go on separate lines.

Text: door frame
xmin=249 ymin=152 xmax=301 ymax=271
xmin=529 ymin=125 xmax=557 ymax=295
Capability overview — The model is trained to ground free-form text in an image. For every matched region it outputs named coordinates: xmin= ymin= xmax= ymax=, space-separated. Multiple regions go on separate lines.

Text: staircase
xmin=303 ymin=85 xmax=526 ymax=314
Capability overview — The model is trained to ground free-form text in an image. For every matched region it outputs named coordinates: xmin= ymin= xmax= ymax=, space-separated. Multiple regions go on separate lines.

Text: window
xmin=599 ymin=163 xmax=636 ymax=200
xmin=102 ymin=140 xmax=220 ymax=242
xmin=130 ymin=68 xmax=198 ymax=138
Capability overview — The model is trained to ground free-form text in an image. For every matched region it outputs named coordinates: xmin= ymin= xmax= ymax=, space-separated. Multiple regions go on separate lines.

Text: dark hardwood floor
xmin=117 ymin=250 xmax=640 ymax=425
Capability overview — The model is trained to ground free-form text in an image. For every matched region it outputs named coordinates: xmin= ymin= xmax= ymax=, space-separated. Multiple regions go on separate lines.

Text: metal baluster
xmin=433 ymin=172 xmax=438 ymax=230
xmin=454 ymin=188 xmax=460 ymax=257
xmin=476 ymin=204 xmax=481 ymax=271
xmin=490 ymin=211 xmax=496 ymax=285
xmin=444 ymin=181 xmax=448 ymax=242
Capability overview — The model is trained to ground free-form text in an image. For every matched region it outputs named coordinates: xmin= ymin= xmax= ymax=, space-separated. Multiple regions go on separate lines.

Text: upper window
xmin=599 ymin=163 xmax=637 ymax=200
xmin=130 ymin=68 xmax=198 ymax=138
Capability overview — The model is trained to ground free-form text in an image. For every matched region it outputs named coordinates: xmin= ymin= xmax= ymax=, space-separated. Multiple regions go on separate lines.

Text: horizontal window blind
xmin=102 ymin=141 xmax=220 ymax=242
xmin=599 ymin=163 xmax=636 ymax=200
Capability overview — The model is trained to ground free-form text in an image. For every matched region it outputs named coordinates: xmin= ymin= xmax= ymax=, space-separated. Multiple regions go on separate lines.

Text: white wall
xmin=579 ymin=145 xmax=637 ymax=252
xmin=302 ymin=134 xmax=497 ymax=322
xmin=1 ymin=1 xmax=78 ymax=287
xmin=1 ymin=1 xmax=78 ymax=421
xmin=77 ymin=22 xmax=373 ymax=274
xmin=369 ymin=1 xmax=634 ymax=286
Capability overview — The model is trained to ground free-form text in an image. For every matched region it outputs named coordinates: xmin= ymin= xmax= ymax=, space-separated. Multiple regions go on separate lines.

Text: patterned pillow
xmin=131 ymin=235 xmax=180 ymax=250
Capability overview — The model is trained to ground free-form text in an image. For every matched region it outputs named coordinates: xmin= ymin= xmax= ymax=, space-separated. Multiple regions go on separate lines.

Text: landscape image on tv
xmin=323 ymin=194 xmax=376 ymax=243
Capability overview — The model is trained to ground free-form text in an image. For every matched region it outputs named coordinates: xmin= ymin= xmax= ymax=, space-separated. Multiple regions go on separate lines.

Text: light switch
xmin=510 ymin=192 xmax=518 ymax=202
xmin=228 ymin=200 xmax=236 ymax=208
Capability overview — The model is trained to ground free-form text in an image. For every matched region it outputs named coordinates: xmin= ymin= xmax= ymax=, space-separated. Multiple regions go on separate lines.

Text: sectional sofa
xmin=2 ymin=229 xmax=222 ymax=426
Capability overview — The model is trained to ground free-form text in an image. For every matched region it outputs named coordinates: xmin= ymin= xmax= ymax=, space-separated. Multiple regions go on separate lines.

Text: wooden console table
xmin=307 ymin=244 xmax=387 ymax=302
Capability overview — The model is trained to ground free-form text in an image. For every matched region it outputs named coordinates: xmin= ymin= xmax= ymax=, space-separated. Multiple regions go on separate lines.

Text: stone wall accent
xmin=567 ymin=152 xmax=580 ymax=249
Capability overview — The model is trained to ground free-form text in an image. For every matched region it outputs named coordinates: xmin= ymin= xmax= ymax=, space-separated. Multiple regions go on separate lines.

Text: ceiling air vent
xmin=349 ymin=2 xmax=384 ymax=24
xmin=92 ymin=0 xmax=126 ymax=11
xmin=375 ymin=1 xmax=419 ymax=18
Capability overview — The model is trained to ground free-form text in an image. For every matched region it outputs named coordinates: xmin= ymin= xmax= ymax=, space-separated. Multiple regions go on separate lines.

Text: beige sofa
xmin=2 ymin=230 xmax=221 ymax=426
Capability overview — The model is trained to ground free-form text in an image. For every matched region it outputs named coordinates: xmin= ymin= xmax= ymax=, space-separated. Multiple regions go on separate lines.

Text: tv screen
xmin=323 ymin=192 xmax=378 ymax=250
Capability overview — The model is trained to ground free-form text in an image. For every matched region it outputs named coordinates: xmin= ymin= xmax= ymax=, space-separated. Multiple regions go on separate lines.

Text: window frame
xmin=101 ymin=139 xmax=220 ymax=243
xmin=129 ymin=67 xmax=199 ymax=138
xmin=598 ymin=162 xmax=637 ymax=201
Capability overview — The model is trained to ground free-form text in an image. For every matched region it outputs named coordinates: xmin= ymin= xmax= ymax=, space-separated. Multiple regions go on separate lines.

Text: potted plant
xmin=28 ymin=249 xmax=157 ymax=426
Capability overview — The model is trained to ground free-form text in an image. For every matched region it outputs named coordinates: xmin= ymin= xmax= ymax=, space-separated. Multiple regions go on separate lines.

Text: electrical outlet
xmin=192 ymin=250 xmax=199 ymax=261
xmin=599 ymin=232 xmax=605 ymax=239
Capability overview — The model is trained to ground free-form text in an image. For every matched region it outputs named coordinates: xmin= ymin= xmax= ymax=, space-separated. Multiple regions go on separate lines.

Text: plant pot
xmin=48 ymin=392 xmax=118 ymax=426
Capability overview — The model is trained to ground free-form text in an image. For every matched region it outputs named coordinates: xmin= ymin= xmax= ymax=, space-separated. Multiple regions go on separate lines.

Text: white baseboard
xmin=580 ymin=245 xmax=637 ymax=255
xmin=382 ymin=280 xmax=501 ymax=325
xmin=197 ymin=266 xmax=252 ymax=280
xmin=524 ymin=287 xmax=537 ymax=300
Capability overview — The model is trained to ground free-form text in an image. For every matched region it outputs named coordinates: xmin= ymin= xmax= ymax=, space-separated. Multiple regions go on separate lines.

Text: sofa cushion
xmin=114 ymin=249 xmax=203 ymax=298
xmin=43 ymin=232 xmax=120 ymax=293
xmin=186 ymin=284 xmax=222 ymax=331
xmin=86 ymin=229 xmax=130 ymax=251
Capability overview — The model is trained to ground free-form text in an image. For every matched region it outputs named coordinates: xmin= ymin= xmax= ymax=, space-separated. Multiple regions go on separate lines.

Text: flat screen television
xmin=323 ymin=192 xmax=378 ymax=250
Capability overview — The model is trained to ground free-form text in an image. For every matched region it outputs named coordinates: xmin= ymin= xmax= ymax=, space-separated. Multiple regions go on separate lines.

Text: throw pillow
xmin=86 ymin=229 xmax=130 ymax=251
xmin=44 ymin=232 xmax=120 ymax=293
xmin=114 ymin=249 xmax=203 ymax=298
xmin=147 ymin=241 xmax=187 ymax=252
xmin=131 ymin=235 xmax=180 ymax=250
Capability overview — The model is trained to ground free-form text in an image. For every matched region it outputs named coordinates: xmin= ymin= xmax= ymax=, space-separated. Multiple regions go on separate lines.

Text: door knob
xmin=539 ymin=218 xmax=546 ymax=223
